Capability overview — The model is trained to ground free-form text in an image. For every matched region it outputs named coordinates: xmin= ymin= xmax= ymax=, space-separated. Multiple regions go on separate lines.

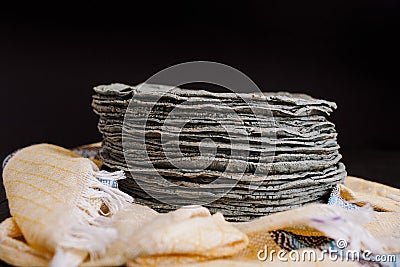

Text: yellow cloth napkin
xmin=0 ymin=144 xmax=399 ymax=266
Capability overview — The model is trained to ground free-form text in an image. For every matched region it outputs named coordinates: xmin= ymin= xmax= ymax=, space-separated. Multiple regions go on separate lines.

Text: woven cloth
xmin=0 ymin=144 xmax=399 ymax=266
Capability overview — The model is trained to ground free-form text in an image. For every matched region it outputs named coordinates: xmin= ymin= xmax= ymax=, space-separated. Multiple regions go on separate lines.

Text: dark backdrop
xmin=1 ymin=1 xmax=399 ymax=220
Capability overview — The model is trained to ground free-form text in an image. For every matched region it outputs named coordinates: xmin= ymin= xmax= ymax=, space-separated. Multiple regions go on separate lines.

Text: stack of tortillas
xmin=92 ymin=83 xmax=346 ymax=222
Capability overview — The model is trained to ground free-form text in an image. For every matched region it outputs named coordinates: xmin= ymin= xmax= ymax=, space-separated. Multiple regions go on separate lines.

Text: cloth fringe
xmin=308 ymin=204 xmax=384 ymax=253
xmin=50 ymin=170 xmax=133 ymax=267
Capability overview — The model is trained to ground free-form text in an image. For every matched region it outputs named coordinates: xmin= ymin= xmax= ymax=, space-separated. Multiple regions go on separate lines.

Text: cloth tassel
xmin=49 ymin=248 xmax=88 ymax=267
xmin=50 ymin=170 xmax=133 ymax=267
xmin=307 ymin=204 xmax=384 ymax=253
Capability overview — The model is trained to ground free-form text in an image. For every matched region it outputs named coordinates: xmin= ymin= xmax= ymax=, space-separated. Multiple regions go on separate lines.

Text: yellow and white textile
xmin=0 ymin=144 xmax=399 ymax=266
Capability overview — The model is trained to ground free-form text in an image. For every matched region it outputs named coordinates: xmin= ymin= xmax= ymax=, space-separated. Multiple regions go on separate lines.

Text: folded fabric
xmin=0 ymin=144 xmax=399 ymax=266
xmin=1 ymin=144 xmax=135 ymax=266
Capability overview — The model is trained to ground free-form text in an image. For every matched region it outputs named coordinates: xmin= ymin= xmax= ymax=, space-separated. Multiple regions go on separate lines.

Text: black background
xmin=1 ymin=0 xmax=399 ymax=220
